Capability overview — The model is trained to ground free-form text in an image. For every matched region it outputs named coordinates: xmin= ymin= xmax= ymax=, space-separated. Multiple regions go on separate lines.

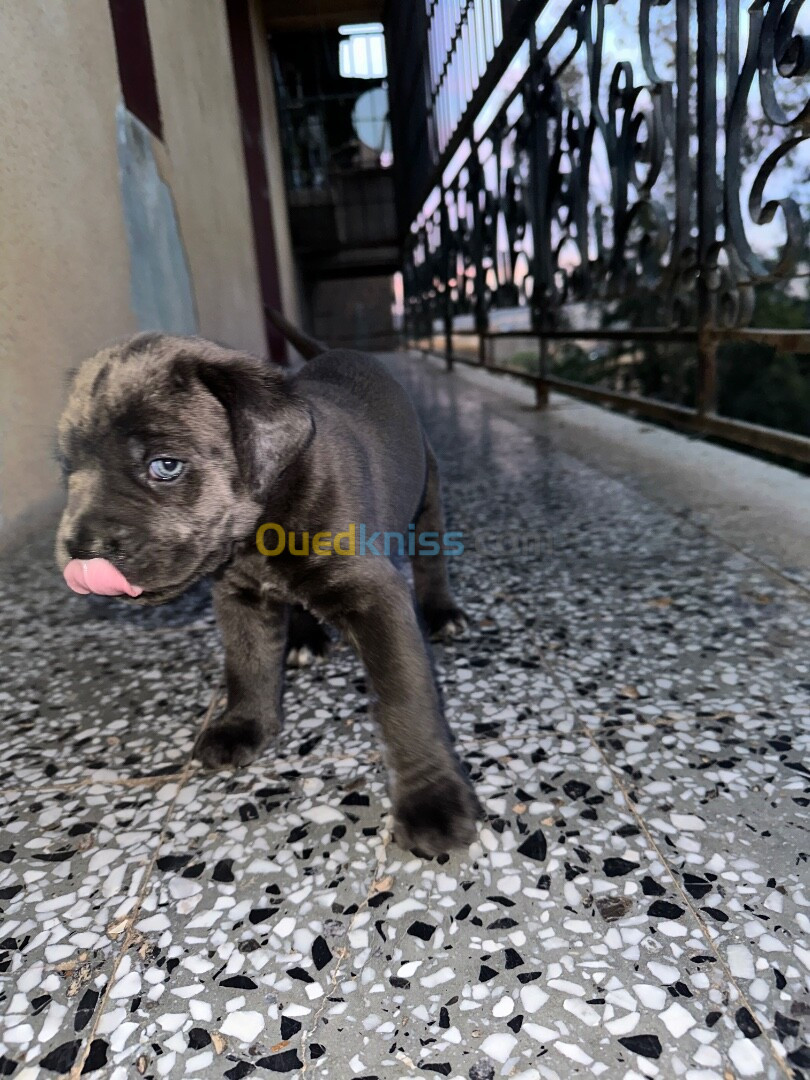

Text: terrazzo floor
xmin=1 ymin=352 xmax=808 ymax=1080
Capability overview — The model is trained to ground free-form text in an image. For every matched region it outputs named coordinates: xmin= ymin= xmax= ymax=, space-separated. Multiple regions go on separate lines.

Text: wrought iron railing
xmin=394 ymin=0 xmax=810 ymax=464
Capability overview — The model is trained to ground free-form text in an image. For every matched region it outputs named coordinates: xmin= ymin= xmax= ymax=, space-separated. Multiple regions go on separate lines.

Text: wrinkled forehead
xmin=57 ymin=340 xmax=225 ymax=460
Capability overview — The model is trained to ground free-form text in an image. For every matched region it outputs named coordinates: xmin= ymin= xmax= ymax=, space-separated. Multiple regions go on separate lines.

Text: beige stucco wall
xmin=0 ymin=0 xmax=137 ymax=535
xmin=0 ymin=0 xmax=299 ymax=542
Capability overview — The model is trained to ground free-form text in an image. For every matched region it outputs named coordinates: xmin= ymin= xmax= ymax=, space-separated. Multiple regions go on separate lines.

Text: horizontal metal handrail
xmin=411 ymin=342 xmax=810 ymax=465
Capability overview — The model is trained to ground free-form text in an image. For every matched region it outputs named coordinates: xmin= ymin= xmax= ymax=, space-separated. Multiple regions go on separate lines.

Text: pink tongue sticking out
xmin=63 ymin=558 xmax=143 ymax=598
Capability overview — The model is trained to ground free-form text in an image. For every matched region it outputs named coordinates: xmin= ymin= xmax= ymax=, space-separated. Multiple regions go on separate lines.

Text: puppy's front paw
xmin=194 ymin=715 xmax=272 ymax=769
xmin=394 ymin=773 xmax=481 ymax=857
xmin=422 ymin=604 xmax=468 ymax=640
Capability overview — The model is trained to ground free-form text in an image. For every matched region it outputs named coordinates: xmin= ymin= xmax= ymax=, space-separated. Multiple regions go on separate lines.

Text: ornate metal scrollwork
xmin=405 ymin=0 xmax=810 ymax=336
xmin=725 ymin=0 xmax=809 ymax=287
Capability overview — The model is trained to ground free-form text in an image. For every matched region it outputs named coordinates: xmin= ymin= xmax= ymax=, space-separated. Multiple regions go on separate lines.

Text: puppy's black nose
xmin=65 ymin=521 xmax=121 ymax=560
xmin=65 ymin=522 xmax=95 ymax=560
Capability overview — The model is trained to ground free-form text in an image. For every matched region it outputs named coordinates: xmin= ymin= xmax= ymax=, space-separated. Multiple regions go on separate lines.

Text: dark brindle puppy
xmin=55 ymin=325 xmax=480 ymax=855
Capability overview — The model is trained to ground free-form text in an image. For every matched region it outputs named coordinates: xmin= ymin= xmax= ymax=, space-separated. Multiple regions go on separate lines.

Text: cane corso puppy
xmin=54 ymin=323 xmax=480 ymax=855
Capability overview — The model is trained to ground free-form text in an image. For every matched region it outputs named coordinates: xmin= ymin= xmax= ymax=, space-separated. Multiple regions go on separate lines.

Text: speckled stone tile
xmin=291 ymin=720 xmax=778 ymax=1080
xmin=86 ymin=767 xmax=391 ymax=1078
xmin=576 ymin=705 xmax=810 ymax=1052
xmin=70 ymin=719 xmax=790 ymax=1080
xmin=0 ymin=544 xmax=220 ymax=792
xmin=1 ymin=353 xmax=809 ymax=1078
xmin=0 ymin=782 xmax=171 ymax=1074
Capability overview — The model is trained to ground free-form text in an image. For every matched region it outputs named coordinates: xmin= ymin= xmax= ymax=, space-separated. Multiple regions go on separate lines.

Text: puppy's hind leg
xmin=411 ymin=444 xmax=466 ymax=639
xmin=195 ymin=583 xmax=287 ymax=769
xmin=286 ymin=605 xmax=331 ymax=668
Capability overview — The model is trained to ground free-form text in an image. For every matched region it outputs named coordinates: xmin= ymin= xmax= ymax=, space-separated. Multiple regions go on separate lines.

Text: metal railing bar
xmin=420 ymin=0 xmax=548 ymax=212
xmin=442 ymin=326 xmax=699 ymax=341
xmin=544 ymin=376 xmax=810 ymax=463
xmin=429 ymin=0 xmax=475 ymax=98
xmin=716 ymin=328 xmax=810 ymax=353
xmin=411 ymin=345 xmax=810 ymax=464
xmin=422 ymin=325 xmax=810 ymax=350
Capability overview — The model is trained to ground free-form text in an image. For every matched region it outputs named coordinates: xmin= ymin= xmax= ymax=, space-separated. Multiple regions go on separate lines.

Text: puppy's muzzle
xmin=62 ymin=515 xmax=126 ymax=562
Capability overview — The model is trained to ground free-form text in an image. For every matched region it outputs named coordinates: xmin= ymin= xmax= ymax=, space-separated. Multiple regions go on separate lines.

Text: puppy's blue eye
xmin=149 ymin=458 xmax=184 ymax=481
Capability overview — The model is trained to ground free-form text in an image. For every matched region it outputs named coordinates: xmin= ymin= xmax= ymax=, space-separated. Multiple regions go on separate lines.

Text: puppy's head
xmin=55 ymin=333 xmax=313 ymax=604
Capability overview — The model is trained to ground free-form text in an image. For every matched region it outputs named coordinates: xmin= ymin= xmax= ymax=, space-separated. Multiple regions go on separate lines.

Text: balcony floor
xmin=1 ymin=353 xmax=808 ymax=1079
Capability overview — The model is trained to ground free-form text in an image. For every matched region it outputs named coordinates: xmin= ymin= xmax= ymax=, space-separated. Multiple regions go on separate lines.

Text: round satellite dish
xmin=352 ymin=87 xmax=392 ymax=156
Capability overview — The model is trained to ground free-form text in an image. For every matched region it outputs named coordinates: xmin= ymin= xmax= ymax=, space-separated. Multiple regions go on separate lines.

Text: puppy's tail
xmin=268 ymin=308 xmax=327 ymax=361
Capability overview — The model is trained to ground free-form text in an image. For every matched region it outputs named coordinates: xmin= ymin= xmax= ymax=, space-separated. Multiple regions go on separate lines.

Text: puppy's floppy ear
xmin=174 ymin=344 xmax=313 ymax=496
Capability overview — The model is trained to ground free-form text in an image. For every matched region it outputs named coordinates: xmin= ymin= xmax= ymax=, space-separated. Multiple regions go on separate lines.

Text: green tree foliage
xmin=718 ymin=344 xmax=810 ymax=437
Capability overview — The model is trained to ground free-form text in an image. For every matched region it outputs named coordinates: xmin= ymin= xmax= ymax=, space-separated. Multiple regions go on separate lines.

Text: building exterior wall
xmin=309 ymin=276 xmax=397 ymax=350
xmin=0 ymin=0 xmax=297 ymax=543
xmin=145 ymin=0 xmax=268 ymax=355
xmin=251 ymin=0 xmax=302 ymax=333
xmin=0 ymin=0 xmax=137 ymax=538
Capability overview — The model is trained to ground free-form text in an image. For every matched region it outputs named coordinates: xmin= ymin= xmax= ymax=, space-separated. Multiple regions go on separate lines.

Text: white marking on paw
xmin=433 ymin=615 xmax=468 ymax=640
xmin=287 ymin=646 xmax=315 ymax=668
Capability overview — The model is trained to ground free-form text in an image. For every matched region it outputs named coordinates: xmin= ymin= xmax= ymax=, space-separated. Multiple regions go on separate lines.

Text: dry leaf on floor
xmin=107 ymin=917 xmax=129 ymax=940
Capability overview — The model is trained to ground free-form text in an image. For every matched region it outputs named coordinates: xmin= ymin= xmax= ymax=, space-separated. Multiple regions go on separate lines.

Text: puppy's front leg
xmin=340 ymin=565 xmax=480 ymax=856
xmin=195 ymin=582 xmax=288 ymax=769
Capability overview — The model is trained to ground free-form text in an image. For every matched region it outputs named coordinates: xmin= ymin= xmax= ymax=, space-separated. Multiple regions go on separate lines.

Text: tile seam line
xmin=66 ymin=686 xmax=222 ymax=1080
xmin=413 ymin=349 xmax=810 ymax=605
xmin=527 ymin=633 xmax=794 ymax=1079
xmin=692 ymin=524 xmax=810 ymax=603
